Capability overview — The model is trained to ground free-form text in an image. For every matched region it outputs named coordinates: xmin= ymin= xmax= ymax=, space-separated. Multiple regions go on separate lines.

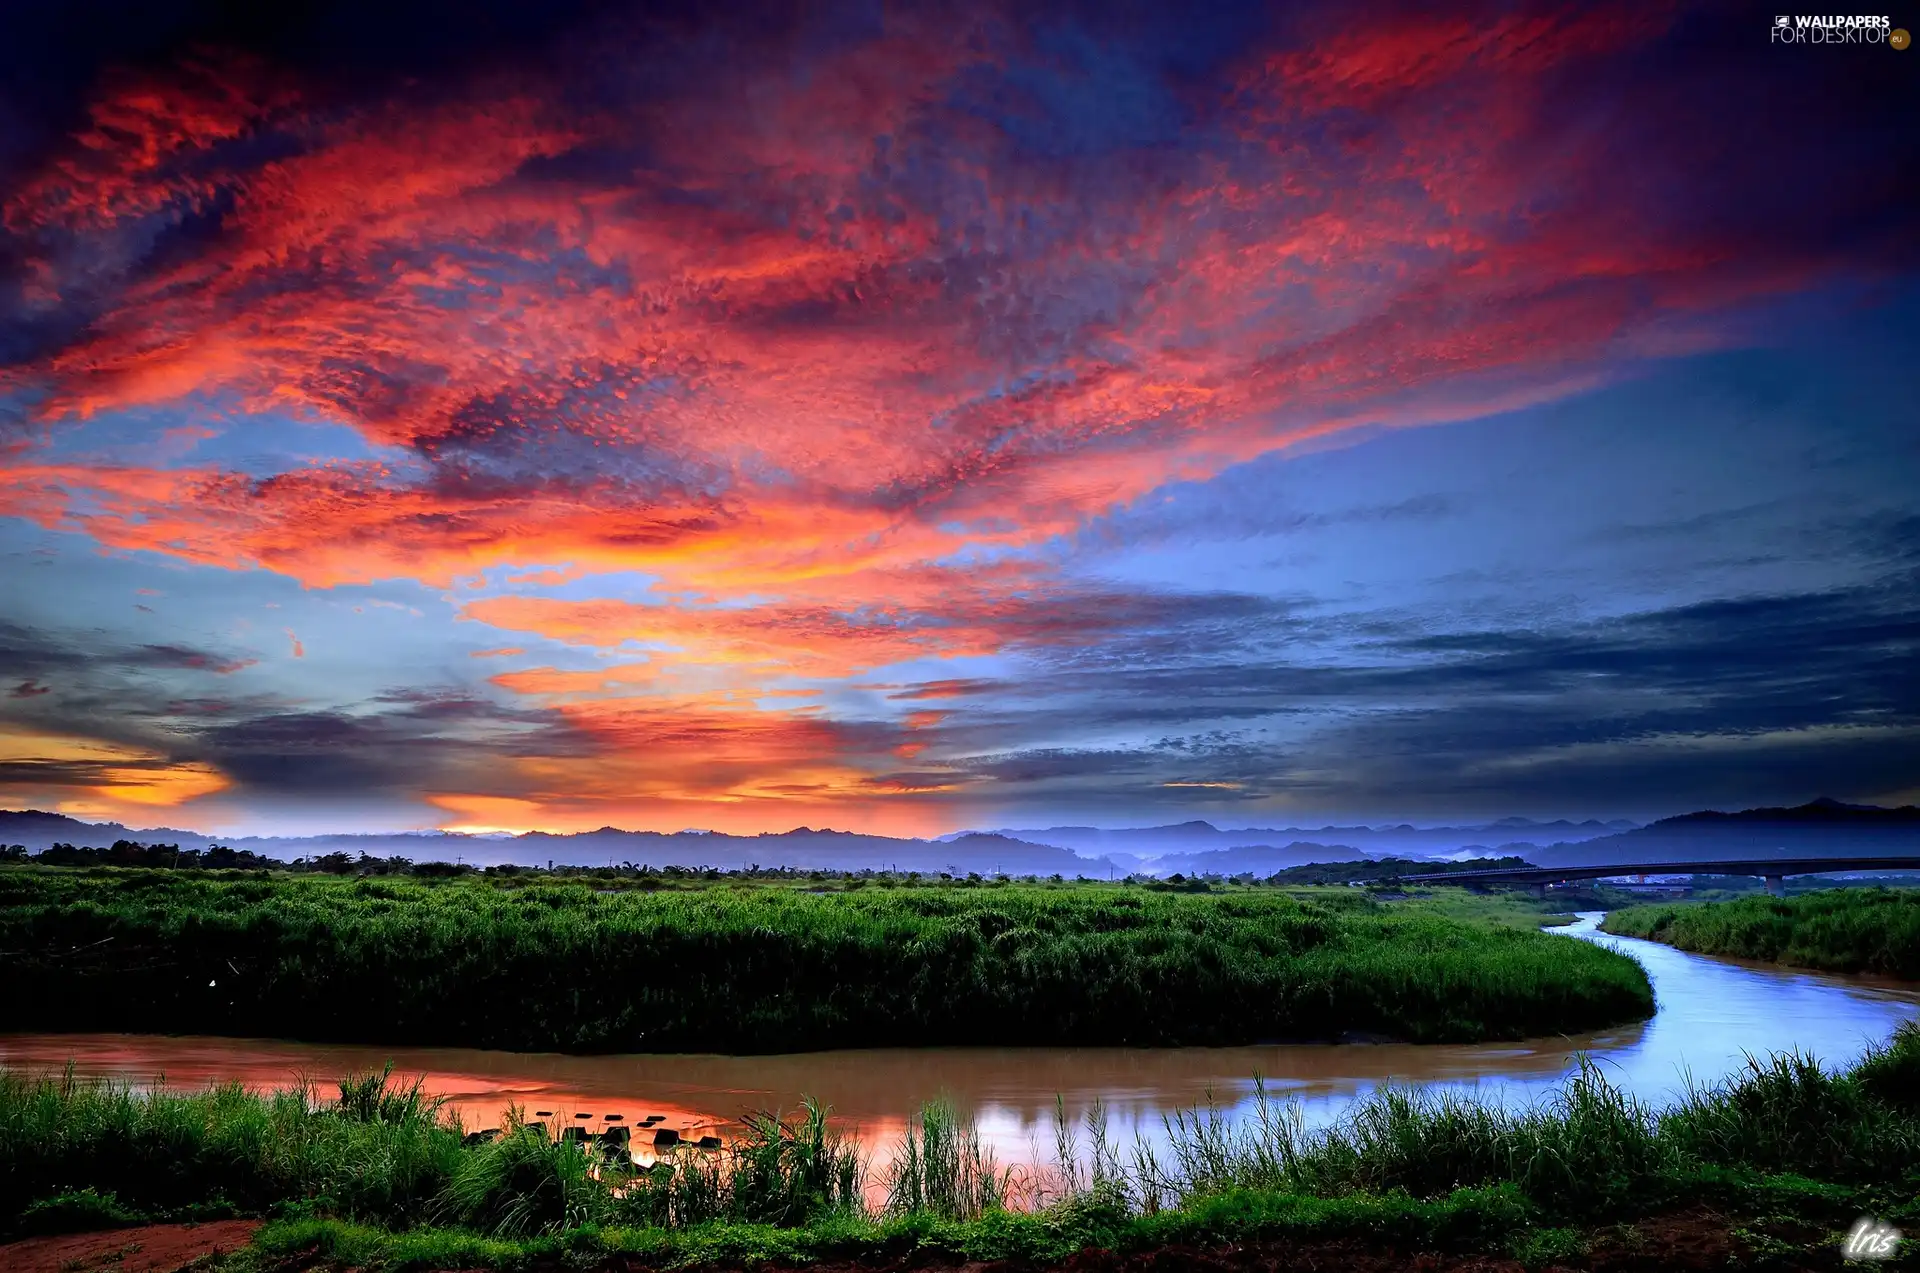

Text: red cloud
xmin=0 ymin=1 xmax=1880 ymax=828
xmin=0 ymin=2 xmax=1770 ymax=610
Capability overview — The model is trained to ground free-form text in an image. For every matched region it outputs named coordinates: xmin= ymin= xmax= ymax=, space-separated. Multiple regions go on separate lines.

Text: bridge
xmin=1396 ymin=856 xmax=1920 ymax=896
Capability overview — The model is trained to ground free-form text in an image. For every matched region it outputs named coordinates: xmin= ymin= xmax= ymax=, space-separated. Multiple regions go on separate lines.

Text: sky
xmin=0 ymin=0 xmax=1916 ymax=838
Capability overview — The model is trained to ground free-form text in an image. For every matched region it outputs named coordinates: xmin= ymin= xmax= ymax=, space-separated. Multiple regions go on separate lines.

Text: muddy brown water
xmin=4 ymin=915 xmax=1916 ymax=1173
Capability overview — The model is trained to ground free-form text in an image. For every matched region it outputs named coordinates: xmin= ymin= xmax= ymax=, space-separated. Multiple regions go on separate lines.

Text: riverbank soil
xmin=0 ymin=1220 xmax=261 ymax=1273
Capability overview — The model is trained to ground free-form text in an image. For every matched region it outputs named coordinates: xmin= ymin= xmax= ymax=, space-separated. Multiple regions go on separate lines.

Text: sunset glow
xmin=3 ymin=1 xmax=1915 ymax=836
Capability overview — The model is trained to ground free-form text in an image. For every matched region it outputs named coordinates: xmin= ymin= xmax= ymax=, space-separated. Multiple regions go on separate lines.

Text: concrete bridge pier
xmin=1765 ymin=874 xmax=1785 ymax=897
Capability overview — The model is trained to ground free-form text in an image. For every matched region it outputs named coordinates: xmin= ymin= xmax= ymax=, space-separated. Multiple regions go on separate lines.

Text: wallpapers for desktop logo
xmin=1770 ymin=14 xmax=1905 ymax=43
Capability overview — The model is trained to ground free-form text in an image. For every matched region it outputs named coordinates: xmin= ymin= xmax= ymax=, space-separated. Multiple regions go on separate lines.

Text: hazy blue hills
xmin=503 ymin=827 xmax=1105 ymax=875
xmin=3 ymin=799 xmax=1913 ymax=877
xmin=969 ymin=817 xmax=1635 ymax=861
xmin=0 ymin=809 xmax=1614 ymax=876
xmin=1525 ymin=799 xmax=1920 ymax=868
xmin=1126 ymin=841 xmax=1371 ymax=878
xmin=0 ymin=811 xmax=1107 ymax=876
xmin=0 ymin=810 xmax=210 ymax=851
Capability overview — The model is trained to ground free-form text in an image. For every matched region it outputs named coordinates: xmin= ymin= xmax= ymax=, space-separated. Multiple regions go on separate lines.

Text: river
xmin=3 ymin=914 xmax=1916 ymax=1173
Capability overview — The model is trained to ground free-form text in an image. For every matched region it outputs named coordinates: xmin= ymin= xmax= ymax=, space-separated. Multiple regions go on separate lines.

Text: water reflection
xmin=3 ymin=913 xmax=1915 ymax=1170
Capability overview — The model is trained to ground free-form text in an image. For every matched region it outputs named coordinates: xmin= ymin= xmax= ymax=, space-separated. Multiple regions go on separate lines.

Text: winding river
xmin=4 ymin=914 xmax=1916 ymax=1172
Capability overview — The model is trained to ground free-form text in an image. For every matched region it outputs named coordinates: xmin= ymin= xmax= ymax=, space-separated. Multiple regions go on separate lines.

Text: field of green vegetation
xmin=5 ymin=1025 xmax=1917 ymax=1269
xmin=1602 ymin=887 xmax=1920 ymax=979
xmin=0 ymin=867 xmax=1652 ymax=1051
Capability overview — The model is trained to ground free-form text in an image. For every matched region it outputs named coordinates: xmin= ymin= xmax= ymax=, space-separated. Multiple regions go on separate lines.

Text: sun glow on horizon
xmin=0 ymin=1 xmax=1910 ymax=831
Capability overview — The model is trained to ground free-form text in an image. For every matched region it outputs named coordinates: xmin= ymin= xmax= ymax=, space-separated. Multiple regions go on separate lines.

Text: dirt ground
xmin=0 ymin=1220 xmax=261 ymax=1273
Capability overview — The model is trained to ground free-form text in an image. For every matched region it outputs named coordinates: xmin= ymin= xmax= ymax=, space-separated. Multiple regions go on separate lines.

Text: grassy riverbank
xmin=1602 ymin=887 xmax=1920 ymax=979
xmin=0 ymin=868 xmax=1649 ymax=1050
xmin=5 ymin=1024 xmax=1917 ymax=1269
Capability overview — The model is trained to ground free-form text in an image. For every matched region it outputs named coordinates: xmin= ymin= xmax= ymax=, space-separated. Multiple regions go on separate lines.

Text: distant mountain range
xmin=2 ymin=799 xmax=1914 ymax=876
xmin=0 ymin=810 xmax=1111 ymax=876
xmin=505 ymin=828 xmax=1112 ymax=876
xmin=1524 ymin=798 xmax=1920 ymax=869
xmin=964 ymin=817 xmax=1638 ymax=865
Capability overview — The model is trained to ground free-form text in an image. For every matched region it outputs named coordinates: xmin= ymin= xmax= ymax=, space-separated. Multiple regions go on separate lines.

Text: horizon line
xmin=5 ymin=798 xmax=1907 ymax=844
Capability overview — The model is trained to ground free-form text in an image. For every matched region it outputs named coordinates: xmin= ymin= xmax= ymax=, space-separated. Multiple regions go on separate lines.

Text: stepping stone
xmin=652 ymin=1128 xmax=680 ymax=1147
xmin=696 ymin=1135 xmax=722 ymax=1150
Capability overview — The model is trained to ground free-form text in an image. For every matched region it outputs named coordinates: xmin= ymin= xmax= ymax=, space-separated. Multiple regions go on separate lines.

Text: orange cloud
xmin=487 ymin=662 xmax=658 ymax=697
xmin=414 ymin=684 xmax=961 ymax=836
xmin=0 ymin=727 xmax=230 ymax=819
xmin=427 ymin=793 xmax=551 ymax=835
xmin=0 ymin=2 xmax=1875 ymax=831
xmin=0 ymin=2 xmax=1735 ymax=611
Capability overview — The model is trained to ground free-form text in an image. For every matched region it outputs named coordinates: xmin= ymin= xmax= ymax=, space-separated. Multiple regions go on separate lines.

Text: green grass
xmin=228 ymin=1186 xmax=1544 ymax=1271
xmin=0 ymin=867 xmax=1651 ymax=1050
xmin=1602 ymin=887 xmax=1920 ymax=978
xmin=881 ymin=1098 xmax=1011 ymax=1218
xmin=1380 ymin=888 xmax=1589 ymax=929
xmin=0 ymin=1064 xmax=464 ymax=1234
xmin=15 ymin=1024 xmax=1916 ymax=1269
xmin=1276 ymin=881 xmax=1647 ymax=930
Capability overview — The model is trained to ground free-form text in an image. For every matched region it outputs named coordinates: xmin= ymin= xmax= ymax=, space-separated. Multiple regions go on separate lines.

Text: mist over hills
xmin=1525 ymin=799 xmax=1920 ymax=868
xmin=502 ymin=828 xmax=1109 ymax=875
xmin=0 ymin=811 xmax=1112 ymax=876
xmin=970 ymin=818 xmax=1637 ymax=866
xmin=1 ymin=800 xmax=1913 ymax=877
xmin=0 ymin=809 xmax=1631 ymax=876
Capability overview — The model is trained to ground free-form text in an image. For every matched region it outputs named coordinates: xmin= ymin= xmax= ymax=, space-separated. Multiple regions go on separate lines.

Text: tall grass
xmin=1129 ymin=1021 xmax=1920 ymax=1223
xmin=0 ymin=1069 xmax=865 ymax=1237
xmin=434 ymin=1113 xmax=603 ymax=1236
xmin=334 ymin=1062 xmax=443 ymax=1126
xmin=0 ymin=868 xmax=1652 ymax=1050
xmin=0 ymin=1064 xmax=462 ymax=1230
xmin=882 ymin=1099 xmax=1010 ymax=1218
xmin=612 ymin=1100 xmax=865 ymax=1229
xmin=1602 ymin=887 xmax=1920 ymax=978
xmin=1136 ymin=1061 xmax=1672 ymax=1220
xmin=7 ymin=1022 xmax=1917 ymax=1245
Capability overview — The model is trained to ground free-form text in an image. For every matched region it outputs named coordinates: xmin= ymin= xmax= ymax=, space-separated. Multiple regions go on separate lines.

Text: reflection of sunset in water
xmin=4 ymin=919 xmax=1916 ymax=1177
xmin=0 ymin=1022 xmax=1638 ymax=1170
